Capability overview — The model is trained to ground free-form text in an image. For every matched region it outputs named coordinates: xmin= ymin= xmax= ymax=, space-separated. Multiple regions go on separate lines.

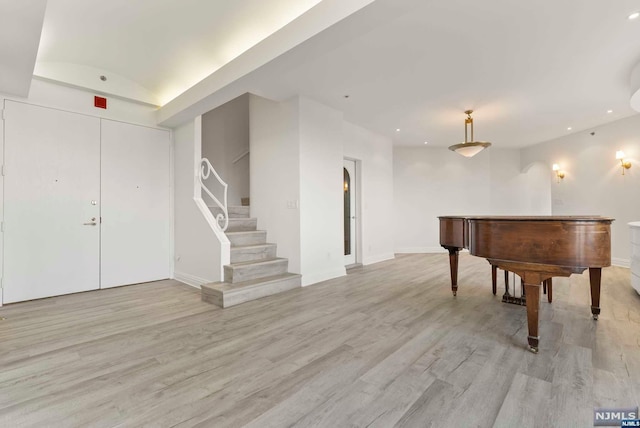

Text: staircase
xmin=201 ymin=206 xmax=301 ymax=308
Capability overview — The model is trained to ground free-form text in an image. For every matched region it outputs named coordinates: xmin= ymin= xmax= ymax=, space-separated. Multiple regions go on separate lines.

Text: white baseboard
xmin=395 ymin=247 xmax=446 ymax=253
xmin=362 ymin=253 xmax=395 ymax=265
xmin=173 ymin=271 xmax=213 ymax=289
xmin=395 ymin=247 xmax=468 ymax=254
xmin=612 ymin=258 xmax=630 ymax=268
xmin=632 ymin=272 xmax=640 ymax=295
xmin=301 ymin=267 xmax=346 ymax=287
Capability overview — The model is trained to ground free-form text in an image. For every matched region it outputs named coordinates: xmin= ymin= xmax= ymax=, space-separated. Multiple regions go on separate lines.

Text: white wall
xmin=520 ymin=162 xmax=553 ymax=214
xmin=249 ymin=95 xmax=302 ymax=273
xmin=12 ymin=79 xmax=159 ymax=126
xmin=521 ymin=114 xmax=640 ymax=266
xmin=202 ymin=93 xmax=250 ymax=206
xmin=394 ymin=147 xmax=551 ymax=253
xmin=343 ymin=121 xmax=395 ymax=265
xmin=489 ymin=149 xmax=551 ymax=215
xmin=394 ymin=147 xmax=490 ymax=253
xmin=0 ymin=99 xmax=4 ymax=304
xmin=299 ymin=97 xmax=346 ymax=285
xmin=173 ymin=120 xmax=224 ymax=285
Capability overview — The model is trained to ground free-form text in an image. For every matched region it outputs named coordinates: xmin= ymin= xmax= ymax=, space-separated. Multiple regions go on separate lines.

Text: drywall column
xmin=343 ymin=121 xmax=395 ymax=265
xmin=249 ymin=95 xmax=302 ymax=274
xmin=250 ymin=95 xmax=347 ymax=285
xmin=298 ymin=96 xmax=346 ymax=285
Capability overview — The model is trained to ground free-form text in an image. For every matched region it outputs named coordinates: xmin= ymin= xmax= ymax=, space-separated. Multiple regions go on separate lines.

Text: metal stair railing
xmin=199 ymin=158 xmax=229 ymax=232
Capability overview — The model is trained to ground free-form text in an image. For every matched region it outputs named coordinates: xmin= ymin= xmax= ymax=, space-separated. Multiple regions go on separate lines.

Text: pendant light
xmin=448 ymin=110 xmax=491 ymax=157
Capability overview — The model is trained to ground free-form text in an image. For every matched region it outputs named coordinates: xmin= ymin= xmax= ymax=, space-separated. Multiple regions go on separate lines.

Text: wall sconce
xmin=552 ymin=163 xmax=565 ymax=183
xmin=616 ymin=151 xmax=632 ymax=175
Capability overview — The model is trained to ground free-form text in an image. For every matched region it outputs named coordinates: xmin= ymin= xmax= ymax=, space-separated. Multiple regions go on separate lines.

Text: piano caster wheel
xmin=528 ymin=346 xmax=539 ymax=354
xmin=593 ymin=314 xmax=599 ymax=321
xmin=452 ymin=291 xmax=457 ymax=297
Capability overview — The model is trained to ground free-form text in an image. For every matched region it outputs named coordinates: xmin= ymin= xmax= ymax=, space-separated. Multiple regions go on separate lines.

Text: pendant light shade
xmin=448 ymin=110 xmax=491 ymax=157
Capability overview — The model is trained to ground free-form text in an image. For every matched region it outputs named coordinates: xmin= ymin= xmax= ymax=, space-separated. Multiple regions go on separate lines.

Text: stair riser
xmin=224 ymin=260 xmax=288 ymax=283
xmin=227 ymin=231 xmax=267 ymax=246
xmin=231 ymin=245 xmax=277 ymax=263
xmin=226 ymin=218 xmax=258 ymax=232
xmin=202 ymin=275 xmax=301 ymax=308
xmin=209 ymin=206 xmax=250 ymax=219
xmin=201 ymin=287 xmax=223 ymax=307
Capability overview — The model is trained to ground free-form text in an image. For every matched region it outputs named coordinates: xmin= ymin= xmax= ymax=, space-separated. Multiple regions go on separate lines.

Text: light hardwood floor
xmin=1 ymin=254 xmax=639 ymax=427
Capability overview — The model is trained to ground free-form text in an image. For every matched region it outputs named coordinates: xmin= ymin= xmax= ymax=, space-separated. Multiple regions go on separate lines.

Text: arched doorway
xmin=343 ymin=159 xmax=357 ymax=266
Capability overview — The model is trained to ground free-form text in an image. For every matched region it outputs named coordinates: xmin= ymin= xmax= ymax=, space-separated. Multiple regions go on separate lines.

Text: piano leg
xmin=523 ymin=282 xmax=541 ymax=353
xmin=446 ymin=247 xmax=460 ymax=296
xmin=544 ymin=278 xmax=553 ymax=303
xmin=503 ymin=270 xmax=510 ymax=299
xmin=589 ymin=268 xmax=601 ymax=320
xmin=491 ymin=265 xmax=497 ymax=295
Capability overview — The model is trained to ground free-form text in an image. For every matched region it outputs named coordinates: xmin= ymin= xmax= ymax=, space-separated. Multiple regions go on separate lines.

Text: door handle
xmin=83 ymin=217 xmax=97 ymax=226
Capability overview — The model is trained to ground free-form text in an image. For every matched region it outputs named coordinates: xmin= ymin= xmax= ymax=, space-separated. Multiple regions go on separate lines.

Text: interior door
xmin=343 ymin=159 xmax=357 ymax=266
xmin=100 ymin=120 xmax=171 ymax=288
xmin=3 ymin=101 xmax=100 ymax=303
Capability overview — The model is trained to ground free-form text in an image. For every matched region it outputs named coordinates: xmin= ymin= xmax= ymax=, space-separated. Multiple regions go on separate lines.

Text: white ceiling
xmin=35 ymin=0 xmax=324 ymax=105
xmin=0 ymin=0 xmax=46 ymax=97
xmin=274 ymin=0 xmax=640 ymax=148
xmin=7 ymin=0 xmax=640 ymax=148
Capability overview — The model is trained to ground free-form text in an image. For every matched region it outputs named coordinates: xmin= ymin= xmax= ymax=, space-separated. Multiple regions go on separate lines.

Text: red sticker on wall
xmin=94 ymin=96 xmax=107 ymax=109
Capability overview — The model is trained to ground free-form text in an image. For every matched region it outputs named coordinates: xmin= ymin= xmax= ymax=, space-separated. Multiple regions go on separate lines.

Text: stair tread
xmin=208 ymin=205 xmax=250 ymax=218
xmin=226 ymin=230 xmax=265 ymax=235
xmin=227 ymin=257 xmax=286 ymax=268
xmin=203 ymin=272 xmax=301 ymax=292
xmin=231 ymin=243 xmax=276 ymax=250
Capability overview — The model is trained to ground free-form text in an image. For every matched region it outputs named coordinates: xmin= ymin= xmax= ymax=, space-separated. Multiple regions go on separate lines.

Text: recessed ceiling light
xmin=629 ymin=11 xmax=640 ymax=20
xmin=424 ymin=141 xmax=429 ymax=145
xmin=343 ymin=95 xmax=350 ymax=99
xmin=607 ymin=109 xmax=613 ymax=113
xmin=396 ymin=128 xmax=401 ymax=132
xmin=567 ymin=127 xmax=572 ymax=131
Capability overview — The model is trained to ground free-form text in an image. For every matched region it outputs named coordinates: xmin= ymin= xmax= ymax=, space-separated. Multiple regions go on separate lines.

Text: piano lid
xmin=439 ymin=215 xmax=614 ymax=223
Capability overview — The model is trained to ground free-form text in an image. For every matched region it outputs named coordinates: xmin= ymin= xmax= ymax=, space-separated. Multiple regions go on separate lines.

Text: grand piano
xmin=439 ymin=216 xmax=613 ymax=353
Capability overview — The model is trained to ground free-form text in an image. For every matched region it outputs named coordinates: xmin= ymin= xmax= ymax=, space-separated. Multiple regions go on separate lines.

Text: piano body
xmin=439 ymin=216 xmax=613 ymax=353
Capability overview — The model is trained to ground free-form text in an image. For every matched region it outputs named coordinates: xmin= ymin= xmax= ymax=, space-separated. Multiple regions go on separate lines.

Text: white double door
xmin=3 ymin=101 xmax=170 ymax=303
